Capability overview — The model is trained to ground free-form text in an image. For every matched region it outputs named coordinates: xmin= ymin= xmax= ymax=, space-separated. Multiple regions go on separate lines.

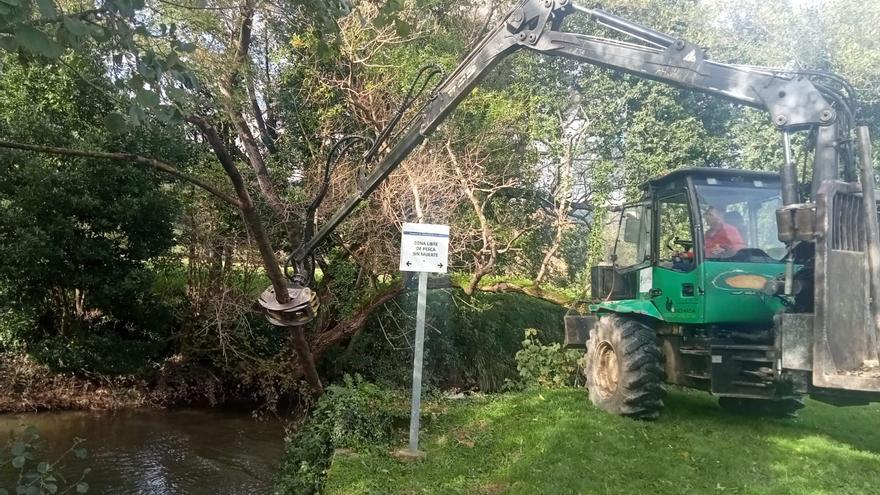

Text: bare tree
xmin=535 ymin=104 xmax=592 ymax=286
xmin=447 ymin=140 xmax=535 ymax=295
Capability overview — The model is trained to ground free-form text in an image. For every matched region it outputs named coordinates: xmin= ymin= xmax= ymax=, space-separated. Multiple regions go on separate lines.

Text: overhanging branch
xmin=0 ymin=140 xmax=241 ymax=208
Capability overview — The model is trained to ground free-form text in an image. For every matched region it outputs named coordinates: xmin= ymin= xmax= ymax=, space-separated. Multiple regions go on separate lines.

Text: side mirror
xmin=623 ymin=212 xmax=641 ymax=243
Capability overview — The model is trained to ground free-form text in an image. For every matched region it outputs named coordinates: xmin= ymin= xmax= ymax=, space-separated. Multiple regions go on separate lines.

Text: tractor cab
xmin=592 ymin=168 xmax=788 ymax=328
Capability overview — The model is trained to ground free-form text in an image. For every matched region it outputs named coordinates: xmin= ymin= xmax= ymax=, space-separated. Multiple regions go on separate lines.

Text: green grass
xmin=324 ymin=387 xmax=880 ymax=495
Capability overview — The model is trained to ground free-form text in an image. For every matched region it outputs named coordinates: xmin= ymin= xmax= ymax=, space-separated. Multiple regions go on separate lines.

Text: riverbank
xmin=322 ymin=387 xmax=880 ymax=494
xmin=0 ymin=353 xmax=227 ymax=413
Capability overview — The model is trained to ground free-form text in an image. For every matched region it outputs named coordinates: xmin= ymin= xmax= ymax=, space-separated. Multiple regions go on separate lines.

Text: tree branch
xmin=219 ymin=1 xmax=298 ymax=247
xmin=0 ymin=140 xmax=241 ymax=208
xmin=186 ymin=114 xmax=289 ymax=301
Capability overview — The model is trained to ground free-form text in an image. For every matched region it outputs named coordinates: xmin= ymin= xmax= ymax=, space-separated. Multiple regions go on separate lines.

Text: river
xmin=0 ymin=408 xmax=286 ymax=494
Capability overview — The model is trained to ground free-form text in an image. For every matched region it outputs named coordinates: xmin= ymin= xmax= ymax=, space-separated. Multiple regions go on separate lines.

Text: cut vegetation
xmin=324 ymin=387 xmax=880 ymax=495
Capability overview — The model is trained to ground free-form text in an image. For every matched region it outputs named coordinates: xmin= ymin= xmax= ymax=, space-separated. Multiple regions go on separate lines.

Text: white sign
xmin=399 ymin=222 xmax=449 ymax=273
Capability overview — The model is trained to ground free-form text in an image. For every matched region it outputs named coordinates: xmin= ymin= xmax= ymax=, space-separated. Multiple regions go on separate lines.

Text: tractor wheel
xmin=585 ymin=315 xmax=665 ymax=420
xmin=718 ymin=397 xmax=806 ymax=418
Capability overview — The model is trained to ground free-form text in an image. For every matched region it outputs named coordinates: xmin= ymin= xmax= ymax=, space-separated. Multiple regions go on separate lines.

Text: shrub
xmin=323 ymin=290 xmax=567 ymax=393
xmin=0 ymin=303 xmax=35 ymax=353
xmin=28 ymin=330 xmax=167 ymax=376
xmin=513 ymin=328 xmax=585 ymax=389
xmin=275 ymin=375 xmax=407 ymax=495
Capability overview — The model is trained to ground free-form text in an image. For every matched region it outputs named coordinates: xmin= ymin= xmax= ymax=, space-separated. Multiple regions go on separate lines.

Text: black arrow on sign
xmin=406 ymin=261 xmax=412 ymax=267
xmin=437 ymin=263 xmax=444 ymax=268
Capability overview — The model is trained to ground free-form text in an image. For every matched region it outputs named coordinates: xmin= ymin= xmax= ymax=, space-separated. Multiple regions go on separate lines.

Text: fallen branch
xmin=479 ymin=282 xmax=572 ymax=306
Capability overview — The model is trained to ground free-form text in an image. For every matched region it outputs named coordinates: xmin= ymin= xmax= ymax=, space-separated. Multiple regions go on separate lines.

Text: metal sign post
xmin=398 ymin=223 xmax=449 ymax=458
xmin=408 ymin=271 xmax=428 ymax=453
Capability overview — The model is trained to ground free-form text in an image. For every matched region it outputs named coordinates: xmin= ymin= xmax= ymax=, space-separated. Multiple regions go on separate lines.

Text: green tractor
xmin=566 ymin=168 xmax=880 ymax=419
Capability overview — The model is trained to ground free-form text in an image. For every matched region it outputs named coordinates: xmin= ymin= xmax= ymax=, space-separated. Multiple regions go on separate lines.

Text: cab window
xmin=613 ymin=203 xmax=651 ymax=270
xmin=695 ymin=180 xmax=785 ymax=262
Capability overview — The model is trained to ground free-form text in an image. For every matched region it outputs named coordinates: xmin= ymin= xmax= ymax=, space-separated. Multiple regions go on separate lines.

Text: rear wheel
xmin=585 ymin=315 xmax=665 ymax=420
xmin=718 ymin=397 xmax=805 ymax=417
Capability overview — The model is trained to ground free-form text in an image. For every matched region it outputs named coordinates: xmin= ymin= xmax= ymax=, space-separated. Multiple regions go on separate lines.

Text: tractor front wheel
xmin=585 ymin=315 xmax=665 ymax=420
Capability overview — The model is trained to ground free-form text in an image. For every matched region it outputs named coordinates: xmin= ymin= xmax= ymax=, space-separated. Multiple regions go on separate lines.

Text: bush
xmin=513 ymin=328 xmax=585 ymax=389
xmin=0 ymin=303 xmax=35 ymax=353
xmin=28 ymin=330 xmax=168 ymax=376
xmin=323 ymin=290 xmax=567 ymax=393
xmin=275 ymin=375 xmax=407 ymax=495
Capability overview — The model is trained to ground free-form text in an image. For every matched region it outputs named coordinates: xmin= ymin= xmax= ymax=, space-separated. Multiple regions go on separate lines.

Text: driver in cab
xmin=704 ymin=206 xmax=745 ymax=258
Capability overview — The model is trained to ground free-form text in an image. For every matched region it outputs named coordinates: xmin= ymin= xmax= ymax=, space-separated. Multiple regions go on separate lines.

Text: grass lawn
xmin=324 ymin=387 xmax=880 ymax=495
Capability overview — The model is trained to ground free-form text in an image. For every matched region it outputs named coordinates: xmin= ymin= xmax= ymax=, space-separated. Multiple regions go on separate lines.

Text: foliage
xmin=323 ymin=387 xmax=880 ymax=494
xmin=0 ymin=0 xmax=208 ymax=132
xmin=512 ymin=329 xmax=584 ymax=389
xmin=274 ymin=374 xmax=407 ymax=495
xmin=1 ymin=424 xmax=90 ymax=495
xmin=0 ymin=300 xmax=36 ymax=352
xmin=26 ymin=331 xmax=167 ymax=375
xmin=322 ymin=290 xmax=567 ymax=393
xmin=0 ymin=53 xmax=183 ymax=341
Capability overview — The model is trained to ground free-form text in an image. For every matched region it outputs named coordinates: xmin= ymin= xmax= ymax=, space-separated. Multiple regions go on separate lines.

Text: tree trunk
xmin=188 ymin=114 xmax=324 ymax=396
xmin=290 ymin=327 xmax=323 ymax=396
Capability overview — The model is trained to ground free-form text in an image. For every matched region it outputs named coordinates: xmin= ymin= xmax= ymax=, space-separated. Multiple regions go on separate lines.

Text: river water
xmin=0 ymin=408 xmax=286 ymax=494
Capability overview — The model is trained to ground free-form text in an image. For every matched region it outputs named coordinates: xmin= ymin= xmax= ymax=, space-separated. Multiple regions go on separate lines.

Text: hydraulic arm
xmin=269 ymin=0 xmax=860 ymax=325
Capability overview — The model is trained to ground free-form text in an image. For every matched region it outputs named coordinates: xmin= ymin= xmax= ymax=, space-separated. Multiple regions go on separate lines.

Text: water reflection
xmin=0 ymin=408 xmax=284 ymax=494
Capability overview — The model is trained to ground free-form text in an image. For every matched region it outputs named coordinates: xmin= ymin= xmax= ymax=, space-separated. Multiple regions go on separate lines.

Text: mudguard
xmin=589 ymin=299 xmax=663 ymax=320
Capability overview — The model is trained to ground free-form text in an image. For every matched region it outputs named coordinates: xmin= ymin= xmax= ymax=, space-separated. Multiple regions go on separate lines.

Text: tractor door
xmin=592 ymin=202 xmax=652 ymax=301
xmin=652 ymin=192 xmax=703 ymax=323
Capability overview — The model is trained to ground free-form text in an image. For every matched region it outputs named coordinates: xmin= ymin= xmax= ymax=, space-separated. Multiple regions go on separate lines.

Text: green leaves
xmin=0 ymin=0 xmax=197 ymax=134
xmin=75 ymin=482 xmax=89 ymax=493
xmin=174 ymin=41 xmax=196 ymax=53
xmin=128 ymin=104 xmax=146 ymax=126
xmin=109 ymin=0 xmax=139 ymax=17
xmin=136 ymin=88 xmax=160 ymax=108
xmin=62 ymin=17 xmax=90 ymax=38
xmin=10 ymin=441 xmax=26 ymax=456
xmin=155 ymin=105 xmax=181 ymax=123
xmin=0 ymin=0 xmax=19 ymax=15
xmin=34 ymin=0 xmax=57 ymax=17
xmin=0 ymin=35 xmax=17 ymax=51
xmin=13 ymin=25 xmax=62 ymax=58
xmin=374 ymin=0 xmax=411 ymax=37
xmin=103 ymin=113 xmax=128 ymax=135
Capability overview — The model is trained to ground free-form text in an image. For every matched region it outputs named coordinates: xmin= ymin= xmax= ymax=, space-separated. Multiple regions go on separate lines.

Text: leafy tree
xmin=0 ymin=53 xmax=182 ymax=339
